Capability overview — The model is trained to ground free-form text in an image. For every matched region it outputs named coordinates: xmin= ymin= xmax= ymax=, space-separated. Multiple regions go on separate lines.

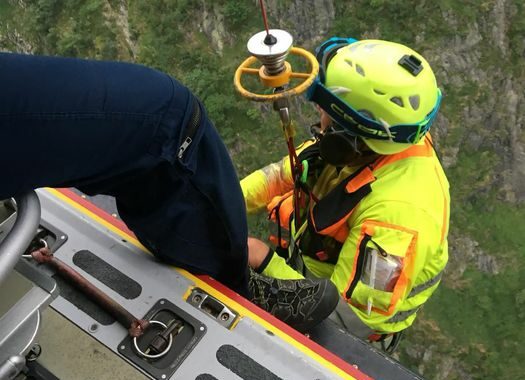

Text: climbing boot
xmin=248 ymin=270 xmax=339 ymax=332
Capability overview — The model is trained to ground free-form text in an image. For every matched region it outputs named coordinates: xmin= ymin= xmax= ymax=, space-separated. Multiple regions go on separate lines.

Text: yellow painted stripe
xmin=45 ymin=188 xmax=147 ymax=251
xmin=45 ymin=188 xmax=356 ymax=380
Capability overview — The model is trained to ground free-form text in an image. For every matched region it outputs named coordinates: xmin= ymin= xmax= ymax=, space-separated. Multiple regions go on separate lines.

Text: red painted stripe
xmin=55 ymin=188 xmax=135 ymax=237
xmin=197 ymin=274 xmax=372 ymax=380
xmin=55 ymin=187 xmax=372 ymax=380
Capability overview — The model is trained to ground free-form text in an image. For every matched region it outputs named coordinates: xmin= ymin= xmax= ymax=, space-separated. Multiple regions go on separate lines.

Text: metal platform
xmin=1 ymin=188 xmax=423 ymax=380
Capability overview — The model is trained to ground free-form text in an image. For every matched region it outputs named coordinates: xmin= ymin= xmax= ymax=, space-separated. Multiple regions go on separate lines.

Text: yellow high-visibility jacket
xmin=241 ymin=135 xmax=450 ymax=333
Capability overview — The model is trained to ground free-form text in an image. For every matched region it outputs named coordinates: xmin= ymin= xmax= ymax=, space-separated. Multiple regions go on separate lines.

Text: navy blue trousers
xmin=0 ymin=52 xmax=249 ymax=296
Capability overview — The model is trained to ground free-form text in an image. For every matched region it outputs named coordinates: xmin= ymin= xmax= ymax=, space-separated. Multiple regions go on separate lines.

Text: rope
xmin=259 ymin=0 xmax=270 ymax=35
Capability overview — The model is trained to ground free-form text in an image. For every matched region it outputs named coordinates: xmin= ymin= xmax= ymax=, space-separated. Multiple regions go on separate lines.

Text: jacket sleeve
xmin=260 ymin=251 xmax=305 ymax=279
xmin=328 ymin=201 xmax=446 ymax=331
xmin=240 ymin=157 xmax=294 ymax=213
xmin=241 ymin=140 xmax=316 ymax=213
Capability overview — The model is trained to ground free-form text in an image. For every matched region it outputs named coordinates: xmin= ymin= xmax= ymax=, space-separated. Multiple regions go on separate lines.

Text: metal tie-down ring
xmin=22 ymin=238 xmax=48 ymax=258
xmin=133 ymin=320 xmax=173 ymax=360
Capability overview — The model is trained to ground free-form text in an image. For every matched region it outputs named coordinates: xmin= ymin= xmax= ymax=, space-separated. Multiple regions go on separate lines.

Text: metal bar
xmin=32 ymin=248 xmax=148 ymax=337
xmin=0 ymin=355 xmax=25 ymax=380
xmin=0 ymin=287 xmax=48 ymax=361
xmin=0 ymin=191 xmax=41 ymax=287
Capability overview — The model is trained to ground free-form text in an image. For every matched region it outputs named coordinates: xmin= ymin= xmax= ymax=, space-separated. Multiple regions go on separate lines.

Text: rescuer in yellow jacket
xmin=243 ymin=38 xmax=450 ymax=347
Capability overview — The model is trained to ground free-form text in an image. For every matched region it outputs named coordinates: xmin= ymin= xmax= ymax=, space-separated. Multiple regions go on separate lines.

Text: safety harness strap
xmin=296 ymin=137 xmax=436 ymax=263
xmin=310 ymin=164 xmax=373 ymax=232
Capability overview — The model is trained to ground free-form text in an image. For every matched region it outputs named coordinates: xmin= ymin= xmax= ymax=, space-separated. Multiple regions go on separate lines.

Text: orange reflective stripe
xmin=332 ymin=224 xmax=349 ymax=243
xmin=387 ymin=233 xmax=417 ymax=315
xmin=267 ymin=190 xmax=294 ymax=212
xmin=369 ymin=221 xmax=418 ymax=316
xmin=435 ymin=165 xmax=449 ymax=244
xmin=345 ymin=166 xmax=375 ymax=193
xmin=311 ymin=206 xmax=351 ymax=241
xmin=372 ymin=136 xmax=433 ymax=172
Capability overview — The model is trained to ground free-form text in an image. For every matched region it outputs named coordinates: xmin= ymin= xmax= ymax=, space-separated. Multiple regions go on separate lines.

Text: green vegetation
xmin=420 ymin=262 xmax=524 ymax=379
xmin=509 ymin=2 xmax=525 ymax=72
xmin=1 ymin=1 xmax=523 ymax=379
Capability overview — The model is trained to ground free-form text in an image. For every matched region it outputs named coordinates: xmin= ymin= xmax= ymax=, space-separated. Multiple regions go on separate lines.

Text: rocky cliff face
xmin=429 ymin=0 xmax=525 ymax=202
xmin=265 ymin=0 xmax=335 ymax=45
xmin=268 ymin=0 xmax=525 ymax=202
xmin=197 ymin=0 xmax=525 ymax=202
xmin=197 ymin=1 xmax=228 ymax=54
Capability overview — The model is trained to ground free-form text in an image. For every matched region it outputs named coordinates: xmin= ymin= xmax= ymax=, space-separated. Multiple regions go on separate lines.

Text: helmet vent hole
xmin=409 ymin=95 xmax=420 ymax=110
xmin=358 ymin=109 xmax=376 ymax=120
xmin=374 ymin=89 xmax=386 ymax=95
xmin=344 ymin=58 xmax=353 ymax=67
xmin=356 ymin=64 xmax=365 ymax=77
xmin=390 ymin=97 xmax=404 ymax=107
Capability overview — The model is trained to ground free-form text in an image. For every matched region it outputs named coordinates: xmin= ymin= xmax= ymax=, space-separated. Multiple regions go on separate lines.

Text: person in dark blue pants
xmin=0 ymin=52 xmax=250 ymax=295
xmin=0 ymin=52 xmax=338 ymax=331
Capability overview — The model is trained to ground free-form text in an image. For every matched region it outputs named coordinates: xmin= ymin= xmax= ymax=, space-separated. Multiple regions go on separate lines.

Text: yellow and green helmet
xmin=306 ymin=37 xmax=442 ymax=155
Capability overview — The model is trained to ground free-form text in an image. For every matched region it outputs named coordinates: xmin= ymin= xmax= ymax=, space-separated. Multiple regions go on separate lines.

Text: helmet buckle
xmin=398 ymin=55 xmax=423 ymax=76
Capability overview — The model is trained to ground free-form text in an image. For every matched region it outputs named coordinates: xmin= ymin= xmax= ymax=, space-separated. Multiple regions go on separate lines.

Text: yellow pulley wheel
xmin=234 ymin=47 xmax=319 ymax=102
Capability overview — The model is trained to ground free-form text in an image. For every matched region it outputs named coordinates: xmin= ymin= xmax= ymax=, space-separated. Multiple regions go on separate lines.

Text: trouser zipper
xmin=177 ymin=98 xmax=201 ymax=160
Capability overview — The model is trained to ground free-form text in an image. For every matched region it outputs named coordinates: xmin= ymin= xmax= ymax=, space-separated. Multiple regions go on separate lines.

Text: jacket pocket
xmin=344 ymin=220 xmax=417 ymax=316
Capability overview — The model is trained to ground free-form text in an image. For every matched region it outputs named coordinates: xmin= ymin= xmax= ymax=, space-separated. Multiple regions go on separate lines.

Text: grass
xmin=422 ymin=264 xmax=524 ymax=379
xmin=0 ymin=2 xmax=12 ymax=17
xmin=461 ymin=200 xmax=525 ymax=256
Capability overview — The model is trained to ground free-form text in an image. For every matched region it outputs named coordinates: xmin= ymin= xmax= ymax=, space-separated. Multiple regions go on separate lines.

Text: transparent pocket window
xmin=360 ymin=247 xmax=403 ymax=292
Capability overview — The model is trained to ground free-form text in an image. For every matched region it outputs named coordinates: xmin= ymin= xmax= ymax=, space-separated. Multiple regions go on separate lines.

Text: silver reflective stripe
xmin=261 ymin=160 xmax=291 ymax=184
xmin=387 ymin=306 xmax=420 ymax=323
xmin=408 ymin=271 xmax=443 ymax=298
xmin=386 ymin=272 xmax=443 ymax=324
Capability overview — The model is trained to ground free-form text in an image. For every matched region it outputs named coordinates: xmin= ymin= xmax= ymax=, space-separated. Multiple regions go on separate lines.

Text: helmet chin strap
xmin=309 ymin=122 xmax=323 ymax=138
xmin=318 ymin=124 xmax=370 ymax=166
